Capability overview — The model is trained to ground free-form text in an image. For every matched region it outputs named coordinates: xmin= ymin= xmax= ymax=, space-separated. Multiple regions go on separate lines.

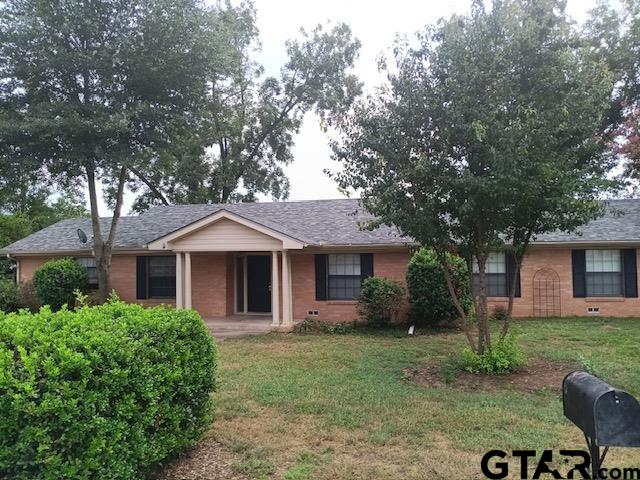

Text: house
xmin=2 ymin=198 xmax=640 ymax=323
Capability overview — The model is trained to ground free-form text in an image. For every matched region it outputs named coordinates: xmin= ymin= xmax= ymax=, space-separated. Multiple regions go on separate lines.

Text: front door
xmin=247 ymin=255 xmax=271 ymax=312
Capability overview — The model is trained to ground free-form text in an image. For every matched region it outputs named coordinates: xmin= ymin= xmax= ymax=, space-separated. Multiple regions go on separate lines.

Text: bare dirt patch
xmin=155 ymin=438 xmax=247 ymax=480
xmin=406 ymin=357 xmax=577 ymax=394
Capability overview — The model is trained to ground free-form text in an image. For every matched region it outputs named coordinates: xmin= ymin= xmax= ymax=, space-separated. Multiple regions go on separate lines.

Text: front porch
xmin=146 ymin=209 xmax=305 ymax=331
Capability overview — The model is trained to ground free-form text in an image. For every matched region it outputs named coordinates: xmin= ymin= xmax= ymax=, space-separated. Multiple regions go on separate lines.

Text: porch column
xmin=281 ymin=250 xmax=293 ymax=326
xmin=176 ymin=252 xmax=184 ymax=309
xmin=271 ymin=251 xmax=280 ymax=326
xmin=184 ymin=252 xmax=192 ymax=309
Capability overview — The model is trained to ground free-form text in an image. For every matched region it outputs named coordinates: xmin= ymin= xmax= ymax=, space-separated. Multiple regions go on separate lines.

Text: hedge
xmin=0 ymin=300 xmax=217 ymax=479
xmin=32 ymin=258 xmax=88 ymax=310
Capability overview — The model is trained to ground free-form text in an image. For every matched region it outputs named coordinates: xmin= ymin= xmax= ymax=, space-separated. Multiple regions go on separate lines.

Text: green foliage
xmin=0 ymin=300 xmax=217 ymax=479
xmin=17 ymin=281 xmax=41 ymax=312
xmin=460 ymin=334 xmax=526 ymax=375
xmin=406 ymin=248 xmax=471 ymax=326
xmin=490 ymin=305 xmax=509 ymax=323
xmin=32 ymin=258 xmax=88 ymax=310
xmin=331 ymin=0 xmax=616 ymax=352
xmin=131 ymin=7 xmax=362 ymax=208
xmin=0 ymin=279 xmax=19 ymax=313
xmin=293 ymin=318 xmax=356 ymax=335
xmin=357 ymin=276 xmax=405 ymax=327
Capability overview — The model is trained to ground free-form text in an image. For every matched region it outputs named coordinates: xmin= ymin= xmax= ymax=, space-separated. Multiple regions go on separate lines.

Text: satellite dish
xmin=77 ymin=229 xmax=88 ymax=244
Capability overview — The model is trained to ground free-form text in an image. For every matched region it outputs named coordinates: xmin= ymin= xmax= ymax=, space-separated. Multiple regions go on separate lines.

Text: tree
xmin=332 ymin=0 xmax=615 ymax=353
xmin=130 ymin=3 xmax=362 ymax=210
xmin=0 ymin=194 xmax=88 ymax=277
xmin=584 ymin=0 xmax=640 ymax=182
xmin=0 ymin=0 xmax=219 ymax=300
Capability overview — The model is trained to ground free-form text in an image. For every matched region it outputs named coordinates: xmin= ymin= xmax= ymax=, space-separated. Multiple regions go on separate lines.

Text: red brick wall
xmin=488 ymin=247 xmax=640 ymax=317
xmin=23 ymin=246 xmax=640 ymax=320
xmin=290 ymin=250 xmax=412 ymax=323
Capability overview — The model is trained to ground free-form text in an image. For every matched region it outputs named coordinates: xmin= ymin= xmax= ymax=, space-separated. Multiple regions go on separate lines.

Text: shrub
xmin=33 ymin=257 xmax=88 ymax=310
xmin=459 ymin=334 xmax=526 ymax=375
xmin=357 ymin=276 xmax=405 ymax=327
xmin=293 ymin=318 xmax=356 ymax=334
xmin=0 ymin=300 xmax=217 ymax=479
xmin=17 ymin=281 xmax=41 ymax=312
xmin=490 ymin=305 xmax=508 ymax=322
xmin=0 ymin=279 xmax=20 ymax=313
xmin=406 ymin=248 xmax=471 ymax=326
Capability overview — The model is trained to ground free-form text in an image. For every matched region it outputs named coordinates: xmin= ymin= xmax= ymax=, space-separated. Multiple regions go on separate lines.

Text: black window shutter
xmin=360 ymin=253 xmax=374 ymax=281
xmin=506 ymin=254 xmax=521 ymax=298
xmin=572 ymin=250 xmax=586 ymax=298
xmin=136 ymin=256 xmax=148 ymax=300
xmin=315 ymin=254 xmax=328 ymax=301
xmin=623 ymin=249 xmax=638 ymax=298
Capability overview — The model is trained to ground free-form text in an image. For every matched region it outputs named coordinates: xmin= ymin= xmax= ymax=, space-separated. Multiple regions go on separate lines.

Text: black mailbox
xmin=563 ymin=371 xmax=640 ymax=479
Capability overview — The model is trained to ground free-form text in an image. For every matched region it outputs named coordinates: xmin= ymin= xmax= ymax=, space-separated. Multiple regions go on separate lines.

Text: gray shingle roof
xmin=532 ymin=199 xmax=640 ymax=244
xmin=0 ymin=199 xmax=412 ymax=254
xmin=4 ymin=198 xmax=640 ymax=255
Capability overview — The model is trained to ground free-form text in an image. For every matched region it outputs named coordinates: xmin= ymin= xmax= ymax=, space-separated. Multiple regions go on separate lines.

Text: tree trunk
xmin=86 ymin=166 xmax=128 ymax=303
xmin=474 ymin=252 xmax=490 ymax=354
xmin=436 ymin=249 xmax=477 ymax=352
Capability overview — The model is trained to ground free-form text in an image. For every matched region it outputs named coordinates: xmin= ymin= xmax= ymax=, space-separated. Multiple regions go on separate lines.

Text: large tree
xmin=0 ymin=0 xmax=219 ymax=300
xmin=332 ymin=0 xmax=615 ymax=353
xmin=130 ymin=3 xmax=362 ymax=210
xmin=585 ymin=0 xmax=640 ymax=181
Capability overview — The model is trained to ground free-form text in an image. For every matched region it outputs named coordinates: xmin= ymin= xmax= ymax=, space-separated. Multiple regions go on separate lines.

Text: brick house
xmin=3 ymin=198 xmax=640 ymax=324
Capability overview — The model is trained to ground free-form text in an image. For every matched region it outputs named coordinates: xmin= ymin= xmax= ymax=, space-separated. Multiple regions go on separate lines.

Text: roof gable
xmin=146 ymin=210 xmax=305 ymax=251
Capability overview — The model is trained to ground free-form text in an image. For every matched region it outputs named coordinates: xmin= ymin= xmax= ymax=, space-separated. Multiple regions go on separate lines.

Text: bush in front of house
xmin=32 ymin=257 xmax=88 ymax=310
xmin=459 ymin=333 xmax=526 ymax=375
xmin=0 ymin=278 xmax=20 ymax=313
xmin=0 ymin=300 xmax=217 ymax=480
xmin=17 ymin=281 xmax=42 ymax=312
xmin=357 ymin=276 xmax=405 ymax=327
xmin=406 ymin=248 xmax=471 ymax=326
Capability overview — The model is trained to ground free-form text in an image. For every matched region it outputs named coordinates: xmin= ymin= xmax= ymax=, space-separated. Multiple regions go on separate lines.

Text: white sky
xmin=96 ymin=0 xmax=597 ymax=215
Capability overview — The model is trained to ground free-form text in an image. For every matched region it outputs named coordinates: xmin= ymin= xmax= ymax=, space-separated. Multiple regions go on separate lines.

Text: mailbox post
xmin=563 ymin=371 xmax=640 ymax=479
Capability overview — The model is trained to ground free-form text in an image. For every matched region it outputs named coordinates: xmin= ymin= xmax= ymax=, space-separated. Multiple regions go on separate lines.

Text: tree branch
xmin=107 ymin=166 xmax=128 ymax=248
xmin=129 ymin=166 xmax=169 ymax=206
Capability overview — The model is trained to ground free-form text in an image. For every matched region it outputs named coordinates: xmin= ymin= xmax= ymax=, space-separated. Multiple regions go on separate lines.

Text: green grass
xmin=212 ymin=318 xmax=640 ymax=479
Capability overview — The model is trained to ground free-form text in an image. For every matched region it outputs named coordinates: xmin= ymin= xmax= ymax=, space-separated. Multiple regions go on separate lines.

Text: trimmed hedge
xmin=0 ymin=300 xmax=217 ymax=479
xmin=33 ymin=257 xmax=88 ymax=310
xmin=406 ymin=248 xmax=471 ymax=326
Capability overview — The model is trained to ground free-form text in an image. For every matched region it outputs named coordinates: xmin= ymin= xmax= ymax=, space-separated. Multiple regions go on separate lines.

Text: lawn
xmin=187 ymin=318 xmax=640 ymax=479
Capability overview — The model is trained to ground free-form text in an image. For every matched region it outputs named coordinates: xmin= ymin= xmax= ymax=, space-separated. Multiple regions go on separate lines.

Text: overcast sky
xmin=99 ymin=0 xmax=597 ymax=215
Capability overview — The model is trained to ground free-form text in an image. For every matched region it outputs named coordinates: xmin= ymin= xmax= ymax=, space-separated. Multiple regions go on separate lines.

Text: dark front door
xmin=247 ymin=255 xmax=271 ymax=312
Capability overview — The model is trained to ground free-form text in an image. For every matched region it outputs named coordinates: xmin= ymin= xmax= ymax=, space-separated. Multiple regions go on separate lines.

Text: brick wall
xmin=488 ymin=246 xmax=640 ymax=317
xmin=290 ymin=250 xmax=412 ymax=323
xmin=20 ymin=246 xmax=640 ymax=320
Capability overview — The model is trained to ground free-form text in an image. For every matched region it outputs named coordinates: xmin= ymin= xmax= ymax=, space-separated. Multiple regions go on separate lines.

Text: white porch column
xmin=184 ymin=252 xmax=192 ymax=309
xmin=176 ymin=252 xmax=184 ymax=309
xmin=281 ymin=250 xmax=293 ymax=326
xmin=271 ymin=251 xmax=280 ymax=326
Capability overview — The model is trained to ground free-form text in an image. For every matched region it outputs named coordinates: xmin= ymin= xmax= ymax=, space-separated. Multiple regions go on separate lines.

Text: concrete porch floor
xmin=204 ymin=315 xmax=274 ymax=340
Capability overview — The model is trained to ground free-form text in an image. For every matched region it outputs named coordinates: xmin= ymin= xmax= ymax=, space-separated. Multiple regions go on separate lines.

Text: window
xmin=328 ymin=254 xmax=361 ymax=300
xmin=76 ymin=257 xmax=98 ymax=286
xmin=148 ymin=256 xmax=176 ymax=298
xmin=585 ymin=249 xmax=623 ymax=297
xmin=472 ymin=252 xmax=508 ymax=297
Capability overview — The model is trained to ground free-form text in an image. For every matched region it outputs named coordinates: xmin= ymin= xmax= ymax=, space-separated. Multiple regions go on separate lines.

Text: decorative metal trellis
xmin=533 ymin=268 xmax=561 ymax=317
